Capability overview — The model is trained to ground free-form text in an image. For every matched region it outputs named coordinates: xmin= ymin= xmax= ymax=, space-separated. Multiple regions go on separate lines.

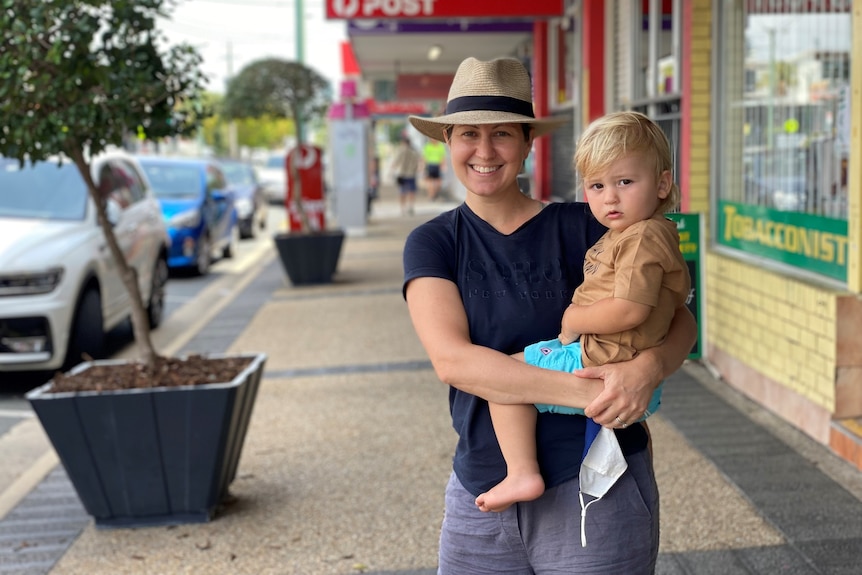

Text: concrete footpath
xmin=2 ymin=189 xmax=862 ymax=574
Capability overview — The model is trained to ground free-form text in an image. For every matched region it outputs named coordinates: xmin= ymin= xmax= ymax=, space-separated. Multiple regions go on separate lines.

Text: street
xmin=0 ymin=205 xmax=288 ymax=439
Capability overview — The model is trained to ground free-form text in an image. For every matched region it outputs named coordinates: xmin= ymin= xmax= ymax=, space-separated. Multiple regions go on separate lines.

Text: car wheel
xmin=248 ymin=214 xmax=258 ymax=239
xmin=64 ymin=288 xmax=105 ymax=371
xmin=240 ymin=218 xmax=255 ymax=240
xmin=147 ymin=256 xmax=168 ymax=329
xmin=195 ymin=234 xmax=211 ymax=276
xmin=223 ymin=225 xmax=239 ymax=259
xmin=258 ymin=207 xmax=267 ymax=231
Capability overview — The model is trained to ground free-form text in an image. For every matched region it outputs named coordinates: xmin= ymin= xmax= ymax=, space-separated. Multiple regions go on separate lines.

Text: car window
xmin=139 ymin=163 xmax=202 ymax=199
xmin=221 ymin=162 xmax=255 ymax=186
xmin=0 ymin=158 xmax=88 ymax=220
xmin=206 ymin=164 xmax=227 ymax=191
xmin=99 ymin=164 xmax=134 ymax=209
xmin=265 ymin=155 xmax=284 ymax=169
xmin=113 ymin=160 xmax=147 ymax=203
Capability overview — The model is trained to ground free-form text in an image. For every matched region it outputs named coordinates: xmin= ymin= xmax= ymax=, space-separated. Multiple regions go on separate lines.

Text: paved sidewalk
xmin=3 ymin=189 xmax=862 ymax=574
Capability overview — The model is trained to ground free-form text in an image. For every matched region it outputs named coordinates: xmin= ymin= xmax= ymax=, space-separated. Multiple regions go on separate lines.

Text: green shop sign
xmin=667 ymin=213 xmax=702 ymax=360
xmin=717 ymin=201 xmax=848 ymax=281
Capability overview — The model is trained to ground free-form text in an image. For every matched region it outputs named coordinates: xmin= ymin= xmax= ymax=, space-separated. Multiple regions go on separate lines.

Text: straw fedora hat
xmin=409 ymin=57 xmax=567 ymax=142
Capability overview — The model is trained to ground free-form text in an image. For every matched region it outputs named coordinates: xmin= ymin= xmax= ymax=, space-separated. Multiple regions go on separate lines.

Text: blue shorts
xmin=525 ymin=339 xmax=663 ymax=418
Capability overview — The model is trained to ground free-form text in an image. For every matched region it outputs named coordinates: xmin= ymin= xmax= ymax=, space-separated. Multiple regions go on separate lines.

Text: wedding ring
xmin=615 ymin=416 xmax=628 ymax=428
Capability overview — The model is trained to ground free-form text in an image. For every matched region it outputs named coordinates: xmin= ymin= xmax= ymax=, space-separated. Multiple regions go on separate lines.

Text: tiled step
xmin=830 ymin=417 xmax=862 ymax=471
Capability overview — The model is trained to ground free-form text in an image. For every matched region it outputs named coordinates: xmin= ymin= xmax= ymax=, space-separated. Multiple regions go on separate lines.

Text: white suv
xmin=0 ymin=152 xmax=170 ymax=373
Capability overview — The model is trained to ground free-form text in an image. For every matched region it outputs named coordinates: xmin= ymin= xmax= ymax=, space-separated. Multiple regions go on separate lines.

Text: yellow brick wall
xmin=706 ymin=256 xmax=838 ymax=411
xmin=687 ymin=0 xmax=711 ymax=216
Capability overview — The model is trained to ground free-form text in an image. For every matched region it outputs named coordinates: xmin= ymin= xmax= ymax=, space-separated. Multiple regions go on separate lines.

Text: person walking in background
xmin=367 ymin=155 xmax=379 ymax=215
xmin=421 ymin=138 xmax=446 ymax=201
xmin=389 ymin=135 xmax=421 ymax=216
xmin=403 ymin=57 xmax=696 ymax=574
xmin=477 ymin=112 xmax=691 ymax=547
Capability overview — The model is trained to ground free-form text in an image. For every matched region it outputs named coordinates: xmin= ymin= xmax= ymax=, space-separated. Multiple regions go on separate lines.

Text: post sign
xmin=286 ymin=145 xmax=325 ymax=232
xmin=326 ymin=0 xmax=564 ymax=19
xmin=667 ymin=213 xmax=703 ymax=360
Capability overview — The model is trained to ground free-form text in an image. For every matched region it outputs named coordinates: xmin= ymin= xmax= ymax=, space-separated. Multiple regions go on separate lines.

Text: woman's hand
xmin=576 ymin=352 xmax=662 ymax=427
xmin=578 ymin=304 xmax=697 ymax=428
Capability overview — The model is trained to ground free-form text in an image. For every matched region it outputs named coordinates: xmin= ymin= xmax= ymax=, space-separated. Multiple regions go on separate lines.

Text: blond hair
xmin=574 ymin=111 xmax=679 ymax=212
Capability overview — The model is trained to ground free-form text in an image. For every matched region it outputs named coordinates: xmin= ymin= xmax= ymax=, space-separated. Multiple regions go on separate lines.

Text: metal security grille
xmin=719 ymin=1 xmax=851 ymax=219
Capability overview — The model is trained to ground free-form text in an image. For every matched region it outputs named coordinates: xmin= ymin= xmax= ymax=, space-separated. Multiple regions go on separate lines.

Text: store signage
xmin=365 ymin=99 xmax=429 ymax=115
xmin=326 ymin=0 xmax=563 ymax=19
xmin=667 ymin=213 xmax=702 ymax=359
xmin=717 ymin=201 xmax=848 ymax=281
xmin=746 ymin=0 xmax=850 ymax=12
xmin=396 ymin=74 xmax=453 ymax=100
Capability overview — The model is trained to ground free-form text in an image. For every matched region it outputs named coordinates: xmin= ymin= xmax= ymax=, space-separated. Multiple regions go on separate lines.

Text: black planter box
xmin=274 ymin=230 xmax=345 ymax=285
xmin=26 ymin=353 xmax=266 ymax=529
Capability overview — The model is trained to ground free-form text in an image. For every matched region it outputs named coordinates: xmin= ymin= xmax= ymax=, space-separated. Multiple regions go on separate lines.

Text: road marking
xmin=0 ymin=448 xmax=58 ymax=520
xmin=0 ymin=409 xmax=33 ymax=418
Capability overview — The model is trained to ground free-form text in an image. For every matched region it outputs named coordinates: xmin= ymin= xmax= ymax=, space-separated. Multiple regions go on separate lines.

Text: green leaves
xmin=0 ymin=0 xmax=207 ymax=164
xmin=221 ymin=58 xmax=331 ymax=134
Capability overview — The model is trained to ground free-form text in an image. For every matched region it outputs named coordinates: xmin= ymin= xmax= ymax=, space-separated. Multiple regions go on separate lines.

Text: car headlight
xmin=234 ymin=198 xmax=253 ymax=218
xmin=168 ymin=209 xmax=202 ymax=229
xmin=0 ymin=267 xmax=64 ymax=296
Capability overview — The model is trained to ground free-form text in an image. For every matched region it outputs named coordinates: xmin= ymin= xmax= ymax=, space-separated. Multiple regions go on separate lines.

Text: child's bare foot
xmin=475 ymin=473 xmax=545 ymax=512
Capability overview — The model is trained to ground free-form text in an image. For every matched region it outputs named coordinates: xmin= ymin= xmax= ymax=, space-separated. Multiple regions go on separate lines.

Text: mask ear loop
xmin=579 ymin=491 xmax=601 ymax=547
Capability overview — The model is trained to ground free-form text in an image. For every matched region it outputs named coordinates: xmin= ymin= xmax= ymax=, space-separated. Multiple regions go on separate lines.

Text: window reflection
xmin=723 ymin=3 xmax=851 ymax=219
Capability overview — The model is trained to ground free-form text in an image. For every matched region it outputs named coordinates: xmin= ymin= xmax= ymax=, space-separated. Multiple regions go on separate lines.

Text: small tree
xmin=221 ymin=58 xmax=330 ymax=231
xmin=0 ymin=0 xmax=207 ymax=367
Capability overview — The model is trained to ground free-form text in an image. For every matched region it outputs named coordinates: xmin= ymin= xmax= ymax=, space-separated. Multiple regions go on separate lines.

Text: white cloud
xmin=158 ymin=0 xmax=348 ymax=93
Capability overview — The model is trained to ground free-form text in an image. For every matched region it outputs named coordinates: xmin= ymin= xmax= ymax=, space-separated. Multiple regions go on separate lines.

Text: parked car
xmin=137 ymin=157 xmax=239 ymax=276
xmin=257 ymin=152 xmax=287 ymax=204
xmin=218 ymin=159 xmax=268 ymax=239
xmin=0 ymin=152 xmax=170 ymax=373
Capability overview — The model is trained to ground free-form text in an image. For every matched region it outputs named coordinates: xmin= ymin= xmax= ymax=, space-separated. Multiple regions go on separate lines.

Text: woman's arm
xmin=406 ymin=276 xmax=603 ymax=407
xmin=579 ymin=304 xmax=697 ymax=426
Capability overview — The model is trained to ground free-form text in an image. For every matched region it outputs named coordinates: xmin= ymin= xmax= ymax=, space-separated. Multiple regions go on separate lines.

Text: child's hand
xmin=558 ymin=332 xmax=580 ymax=346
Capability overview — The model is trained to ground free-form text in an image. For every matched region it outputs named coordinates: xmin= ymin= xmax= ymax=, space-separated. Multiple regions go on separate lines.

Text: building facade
xmin=333 ymin=0 xmax=862 ymax=470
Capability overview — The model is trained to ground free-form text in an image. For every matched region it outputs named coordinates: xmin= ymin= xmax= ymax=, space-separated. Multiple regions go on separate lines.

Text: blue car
xmin=137 ymin=157 xmax=238 ymax=275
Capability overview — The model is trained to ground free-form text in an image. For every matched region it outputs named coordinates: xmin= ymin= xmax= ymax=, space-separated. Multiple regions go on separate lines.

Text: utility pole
xmin=295 ymin=0 xmax=305 ymax=146
xmin=227 ymin=40 xmax=238 ymax=158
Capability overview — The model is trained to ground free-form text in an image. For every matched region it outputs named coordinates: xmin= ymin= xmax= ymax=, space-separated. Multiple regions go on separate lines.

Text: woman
xmin=403 ymin=57 xmax=697 ymax=574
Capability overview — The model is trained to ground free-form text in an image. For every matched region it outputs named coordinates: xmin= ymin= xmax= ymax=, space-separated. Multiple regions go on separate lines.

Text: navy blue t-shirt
xmin=403 ymin=202 xmax=649 ymax=497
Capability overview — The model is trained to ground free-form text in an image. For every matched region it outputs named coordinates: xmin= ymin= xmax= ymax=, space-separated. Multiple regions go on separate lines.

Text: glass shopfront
xmin=715 ymin=0 xmax=851 ymax=282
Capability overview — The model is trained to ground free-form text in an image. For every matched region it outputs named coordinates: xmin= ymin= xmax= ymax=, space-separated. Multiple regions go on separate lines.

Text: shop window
xmin=715 ymin=1 xmax=851 ymax=283
xmin=631 ymin=0 xmax=679 ymax=103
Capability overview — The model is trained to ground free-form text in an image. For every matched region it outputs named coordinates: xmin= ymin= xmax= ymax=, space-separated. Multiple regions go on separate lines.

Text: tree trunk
xmin=68 ymin=147 xmax=160 ymax=368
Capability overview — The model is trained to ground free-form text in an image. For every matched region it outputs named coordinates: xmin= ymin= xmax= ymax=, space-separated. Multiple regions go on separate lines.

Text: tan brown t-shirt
xmin=574 ymin=213 xmax=690 ymax=367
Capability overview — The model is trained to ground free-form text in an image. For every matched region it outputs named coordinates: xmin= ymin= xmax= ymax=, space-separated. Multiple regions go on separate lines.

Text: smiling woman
xmin=401 ymin=57 xmax=697 ymax=573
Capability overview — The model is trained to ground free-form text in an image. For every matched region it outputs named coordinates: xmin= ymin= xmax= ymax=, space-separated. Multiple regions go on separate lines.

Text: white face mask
xmin=578 ymin=423 xmax=629 ymax=547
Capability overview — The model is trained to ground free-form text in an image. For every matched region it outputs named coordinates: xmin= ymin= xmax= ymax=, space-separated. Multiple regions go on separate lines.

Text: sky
xmin=157 ymin=0 xmax=349 ymax=94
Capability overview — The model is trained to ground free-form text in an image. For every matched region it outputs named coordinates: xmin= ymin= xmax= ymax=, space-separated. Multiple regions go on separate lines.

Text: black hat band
xmin=445 ymin=95 xmax=535 ymax=118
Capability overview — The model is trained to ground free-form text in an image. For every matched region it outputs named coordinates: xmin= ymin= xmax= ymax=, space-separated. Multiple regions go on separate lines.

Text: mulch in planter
xmin=48 ymin=355 xmax=253 ymax=393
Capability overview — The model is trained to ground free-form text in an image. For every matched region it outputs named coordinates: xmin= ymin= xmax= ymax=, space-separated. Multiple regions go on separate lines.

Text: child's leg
xmin=476 ymin=402 xmax=545 ymax=513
